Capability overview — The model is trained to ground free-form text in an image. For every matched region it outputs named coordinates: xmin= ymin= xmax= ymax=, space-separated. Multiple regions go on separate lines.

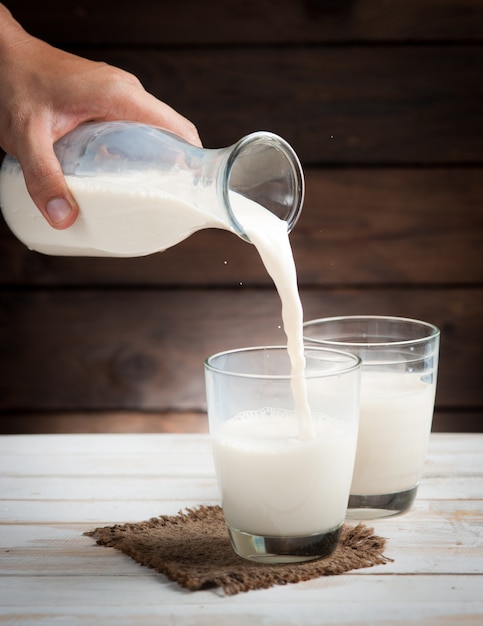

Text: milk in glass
xmin=211 ymin=195 xmax=357 ymax=537
xmin=212 ymin=410 xmax=355 ymax=536
xmin=352 ymin=371 xmax=435 ymax=495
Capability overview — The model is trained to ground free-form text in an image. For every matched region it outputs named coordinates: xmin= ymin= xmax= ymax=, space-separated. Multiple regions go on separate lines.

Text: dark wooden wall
xmin=1 ymin=0 xmax=482 ymax=433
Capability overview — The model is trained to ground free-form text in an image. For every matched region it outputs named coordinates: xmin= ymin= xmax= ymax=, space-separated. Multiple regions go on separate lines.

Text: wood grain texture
xmin=0 ymin=411 xmax=209 ymax=434
xmin=0 ymin=0 xmax=481 ymax=433
xmin=49 ymin=46 xmax=482 ymax=165
xmin=0 ymin=410 xmax=476 ymax=435
xmin=9 ymin=0 xmax=483 ymax=44
xmin=0 ymin=433 xmax=482 ymax=623
xmin=1 ymin=46 xmax=480 ymax=163
xmin=1 ymin=168 xmax=482 ymax=287
xmin=0 ymin=288 xmax=481 ymax=413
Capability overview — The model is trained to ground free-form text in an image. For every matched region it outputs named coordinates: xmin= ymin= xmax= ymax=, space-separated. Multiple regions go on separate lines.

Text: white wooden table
xmin=1 ymin=433 xmax=482 ymax=625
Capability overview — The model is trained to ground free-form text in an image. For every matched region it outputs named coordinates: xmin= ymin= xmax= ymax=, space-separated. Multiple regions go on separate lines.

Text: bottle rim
xmin=223 ymin=131 xmax=304 ymax=242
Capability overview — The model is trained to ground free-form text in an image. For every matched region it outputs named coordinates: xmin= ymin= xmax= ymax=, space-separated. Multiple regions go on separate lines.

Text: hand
xmin=0 ymin=4 xmax=201 ymax=229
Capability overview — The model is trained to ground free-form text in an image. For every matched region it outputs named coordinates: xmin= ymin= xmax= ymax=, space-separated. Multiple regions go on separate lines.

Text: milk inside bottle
xmin=0 ymin=121 xmax=303 ymax=257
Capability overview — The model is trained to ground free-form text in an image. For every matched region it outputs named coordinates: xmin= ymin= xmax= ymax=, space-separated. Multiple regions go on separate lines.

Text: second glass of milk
xmin=303 ymin=315 xmax=440 ymax=519
xmin=204 ymin=345 xmax=361 ymax=564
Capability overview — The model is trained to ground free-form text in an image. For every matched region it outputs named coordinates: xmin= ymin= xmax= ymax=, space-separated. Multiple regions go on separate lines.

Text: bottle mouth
xmin=223 ymin=131 xmax=304 ymax=242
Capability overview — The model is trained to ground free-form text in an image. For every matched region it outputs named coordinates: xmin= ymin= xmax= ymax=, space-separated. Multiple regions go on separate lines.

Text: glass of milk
xmin=204 ymin=345 xmax=361 ymax=563
xmin=303 ymin=316 xmax=440 ymax=519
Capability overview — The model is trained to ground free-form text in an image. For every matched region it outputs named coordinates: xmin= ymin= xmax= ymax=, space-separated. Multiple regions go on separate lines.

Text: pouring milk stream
xmin=0 ymin=121 xmax=315 ymax=439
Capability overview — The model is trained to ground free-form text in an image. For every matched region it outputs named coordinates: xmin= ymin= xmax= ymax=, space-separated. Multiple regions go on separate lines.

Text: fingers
xmin=157 ymin=107 xmax=202 ymax=147
xmin=168 ymin=115 xmax=202 ymax=148
xmin=122 ymin=88 xmax=203 ymax=147
xmin=16 ymin=136 xmax=79 ymax=230
xmin=11 ymin=86 xmax=200 ymax=233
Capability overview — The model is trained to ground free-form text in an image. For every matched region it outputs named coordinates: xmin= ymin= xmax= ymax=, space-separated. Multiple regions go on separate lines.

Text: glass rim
xmin=204 ymin=345 xmax=361 ymax=380
xmin=303 ymin=315 xmax=440 ymax=349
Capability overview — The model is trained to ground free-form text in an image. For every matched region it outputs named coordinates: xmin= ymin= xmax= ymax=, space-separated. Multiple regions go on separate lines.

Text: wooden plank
xmin=0 ymin=432 xmax=214 ymax=457
xmin=58 ymin=46 xmax=481 ymax=165
xmin=2 ymin=409 xmax=478 ymax=434
xmin=296 ymin=168 xmax=483 ymax=286
xmin=1 ymin=168 xmax=482 ymax=287
xmin=0 ymin=433 xmax=481 ymax=624
xmin=1 ymin=474 xmax=481 ymax=509
xmin=0 ymin=288 xmax=481 ymax=413
xmin=1 ymin=432 xmax=480 ymax=474
xmin=1 ymin=473 xmax=481 ymax=519
xmin=0 ymin=474 xmax=219 ymax=502
xmin=0 ymin=574 xmax=481 ymax=623
xmin=0 ymin=411 xmax=209 ymax=434
xmin=1 ymin=47 xmax=472 ymax=165
xmin=2 ymin=500 xmax=483 ymax=576
xmin=432 ymin=411 xmax=482 ymax=433
xmin=10 ymin=0 xmax=483 ymax=45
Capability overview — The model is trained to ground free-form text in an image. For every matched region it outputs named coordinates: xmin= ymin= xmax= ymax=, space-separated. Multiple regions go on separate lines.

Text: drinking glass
xmin=204 ymin=345 xmax=361 ymax=563
xmin=303 ymin=316 xmax=440 ymax=519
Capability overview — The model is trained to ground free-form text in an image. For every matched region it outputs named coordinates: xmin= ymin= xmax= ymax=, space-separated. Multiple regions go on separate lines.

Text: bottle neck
xmin=53 ymin=122 xmax=304 ymax=243
xmin=220 ymin=131 xmax=304 ymax=242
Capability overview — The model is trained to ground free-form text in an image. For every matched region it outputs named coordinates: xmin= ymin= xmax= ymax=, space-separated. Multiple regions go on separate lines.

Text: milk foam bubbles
xmin=212 ymin=409 xmax=357 ymax=536
xmin=351 ymin=371 xmax=435 ymax=495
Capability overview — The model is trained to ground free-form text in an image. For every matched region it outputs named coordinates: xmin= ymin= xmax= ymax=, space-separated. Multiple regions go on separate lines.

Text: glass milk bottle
xmin=0 ymin=121 xmax=304 ymax=257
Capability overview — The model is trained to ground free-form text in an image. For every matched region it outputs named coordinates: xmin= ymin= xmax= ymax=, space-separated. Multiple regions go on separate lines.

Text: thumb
xmin=17 ymin=140 xmax=79 ymax=229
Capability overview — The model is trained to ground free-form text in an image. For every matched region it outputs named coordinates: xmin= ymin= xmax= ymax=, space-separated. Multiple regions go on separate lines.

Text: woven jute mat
xmin=85 ymin=505 xmax=391 ymax=595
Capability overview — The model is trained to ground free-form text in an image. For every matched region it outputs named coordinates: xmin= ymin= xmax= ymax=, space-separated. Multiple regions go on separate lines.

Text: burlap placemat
xmin=85 ymin=505 xmax=391 ymax=595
